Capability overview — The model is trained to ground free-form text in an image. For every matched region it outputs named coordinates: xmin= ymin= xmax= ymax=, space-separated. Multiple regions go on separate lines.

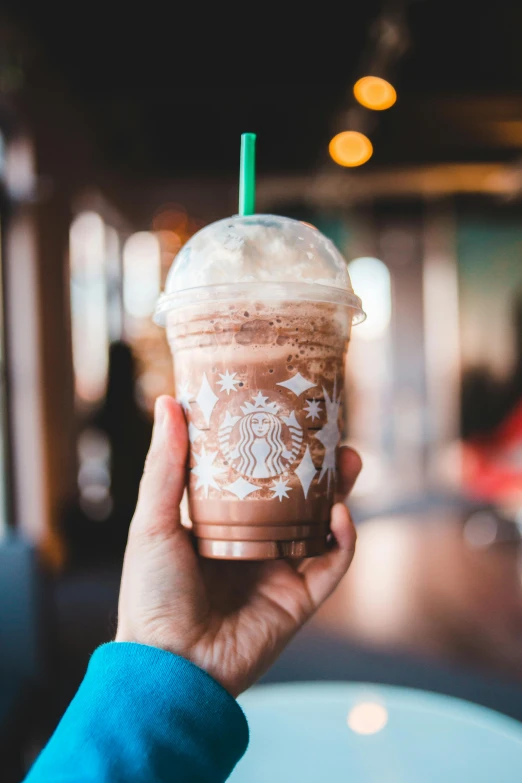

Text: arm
xmin=25 ymin=643 xmax=248 ymax=783
xmin=25 ymin=396 xmax=360 ymax=783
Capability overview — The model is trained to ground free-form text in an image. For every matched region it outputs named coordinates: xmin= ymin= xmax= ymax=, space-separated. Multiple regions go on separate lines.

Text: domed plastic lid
xmin=154 ymin=214 xmax=365 ymax=325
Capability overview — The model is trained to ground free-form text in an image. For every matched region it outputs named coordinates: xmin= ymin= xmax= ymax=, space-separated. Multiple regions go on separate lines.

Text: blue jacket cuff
xmin=26 ymin=641 xmax=249 ymax=783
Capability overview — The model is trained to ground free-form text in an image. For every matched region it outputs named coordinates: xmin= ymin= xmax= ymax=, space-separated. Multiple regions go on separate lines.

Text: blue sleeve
xmin=24 ymin=642 xmax=249 ymax=783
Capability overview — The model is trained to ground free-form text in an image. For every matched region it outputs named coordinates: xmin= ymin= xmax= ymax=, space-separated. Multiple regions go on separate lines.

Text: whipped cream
xmin=164 ymin=215 xmax=353 ymax=293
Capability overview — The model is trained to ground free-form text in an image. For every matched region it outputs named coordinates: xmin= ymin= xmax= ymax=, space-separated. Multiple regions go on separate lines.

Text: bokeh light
xmin=347 ymin=702 xmax=388 ymax=734
xmin=152 ymin=202 xmax=188 ymax=234
xmin=354 ymin=76 xmax=397 ymax=110
xmin=463 ymin=511 xmax=498 ymax=549
xmin=329 ymin=131 xmax=373 ymax=167
xmin=156 ymin=229 xmax=182 ymax=256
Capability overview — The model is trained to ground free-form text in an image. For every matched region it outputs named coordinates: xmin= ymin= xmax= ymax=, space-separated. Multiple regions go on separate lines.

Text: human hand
xmin=116 ymin=396 xmax=361 ymax=697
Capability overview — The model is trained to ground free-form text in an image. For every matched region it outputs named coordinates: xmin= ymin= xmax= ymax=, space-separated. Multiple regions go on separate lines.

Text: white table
xmin=230 ymin=682 xmax=522 ymax=782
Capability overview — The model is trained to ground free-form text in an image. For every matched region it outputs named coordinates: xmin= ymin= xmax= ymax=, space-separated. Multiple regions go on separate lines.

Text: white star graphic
xmin=217 ymin=370 xmax=240 ymax=395
xmin=270 ymin=477 xmax=292 ymax=502
xmin=314 ymin=381 xmax=342 ymax=493
xmin=304 ymin=399 xmax=322 ymax=421
xmin=224 ymin=477 xmax=259 ymax=500
xmin=253 ymin=391 xmax=269 ymax=408
xmin=192 ymin=447 xmax=225 ymax=498
xmin=195 ymin=373 xmax=219 ymax=426
xmin=177 ymin=382 xmax=191 ymax=412
xmin=295 ymin=446 xmax=317 ymax=499
xmin=188 ymin=422 xmax=203 ymax=444
xmin=277 ymin=372 xmax=316 ymax=397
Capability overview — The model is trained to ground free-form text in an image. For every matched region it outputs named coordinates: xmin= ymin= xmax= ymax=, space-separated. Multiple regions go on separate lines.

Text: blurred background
xmin=1 ymin=0 xmax=522 ymax=777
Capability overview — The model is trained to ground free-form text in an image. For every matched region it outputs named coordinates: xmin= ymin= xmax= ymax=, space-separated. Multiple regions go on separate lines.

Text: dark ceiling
xmin=4 ymin=1 xmax=522 ymax=178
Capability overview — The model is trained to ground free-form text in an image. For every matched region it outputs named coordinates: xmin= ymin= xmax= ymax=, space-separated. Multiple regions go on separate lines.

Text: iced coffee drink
xmin=155 ymin=215 xmax=364 ymax=559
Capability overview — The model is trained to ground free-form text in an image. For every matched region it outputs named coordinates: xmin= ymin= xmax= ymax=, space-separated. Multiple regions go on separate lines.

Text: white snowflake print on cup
xmin=177 ymin=382 xmax=192 ymax=413
xmin=304 ymin=399 xmax=322 ymax=421
xmin=192 ymin=446 xmax=225 ymax=498
xmin=314 ymin=381 xmax=343 ymax=493
xmin=219 ymin=392 xmax=302 ymax=479
xmin=216 ymin=370 xmax=240 ymax=395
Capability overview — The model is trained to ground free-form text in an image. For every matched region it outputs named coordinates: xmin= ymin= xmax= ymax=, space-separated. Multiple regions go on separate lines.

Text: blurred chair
xmin=0 ymin=535 xmax=51 ymax=780
xmin=231 ymin=682 xmax=522 ymax=782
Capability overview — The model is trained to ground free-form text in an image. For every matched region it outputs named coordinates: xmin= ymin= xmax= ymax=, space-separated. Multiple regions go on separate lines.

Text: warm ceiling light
xmin=329 ymin=131 xmax=373 ymax=167
xmin=354 ymin=76 xmax=397 ymax=110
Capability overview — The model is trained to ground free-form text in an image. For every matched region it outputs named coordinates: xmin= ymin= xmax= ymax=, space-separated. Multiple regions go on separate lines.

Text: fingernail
xmin=330 ymin=502 xmax=344 ymax=527
xmin=155 ymin=397 xmax=166 ymax=425
xmin=330 ymin=502 xmax=350 ymax=547
xmin=151 ymin=397 xmax=166 ymax=447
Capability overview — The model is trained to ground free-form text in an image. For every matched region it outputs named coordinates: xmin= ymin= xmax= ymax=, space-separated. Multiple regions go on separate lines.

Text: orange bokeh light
xmin=353 ymin=76 xmax=397 ymax=110
xmin=152 ymin=203 xmax=188 ymax=233
xmin=329 ymin=131 xmax=373 ymax=168
xmin=156 ymin=229 xmax=182 ymax=255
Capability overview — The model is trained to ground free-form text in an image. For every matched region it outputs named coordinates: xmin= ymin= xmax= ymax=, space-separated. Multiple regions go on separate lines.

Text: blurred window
xmin=121 ymin=230 xmax=169 ymax=411
xmin=4 ymin=136 xmax=35 ymax=199
xmin=121 ymin=229 xmax=178 ymax=412
xmin=106 ymin=225 xmax=123 ymax=342
xmin=70 ymin=211 xmax=123 ymax=406
xmin=346 ymin=257 xmax=394 ymax=503
xmin=348 ymin=256 xmax=392 ymax=341
xmin=69 ymin=211 xmax=197 ymax=417
xmin=123 ymin=231 xmax=161 ymax=322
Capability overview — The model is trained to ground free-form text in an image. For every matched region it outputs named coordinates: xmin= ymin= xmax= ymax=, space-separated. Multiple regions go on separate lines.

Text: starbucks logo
xmin=181 ymin=369 xmax=340 ymax=501
xmin=218 ymin=391 xmax=303 ymax=479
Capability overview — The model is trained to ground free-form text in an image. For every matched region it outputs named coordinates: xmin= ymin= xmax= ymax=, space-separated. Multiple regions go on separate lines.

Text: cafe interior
xmin=1 ymin=1 xmax=522 ymax=780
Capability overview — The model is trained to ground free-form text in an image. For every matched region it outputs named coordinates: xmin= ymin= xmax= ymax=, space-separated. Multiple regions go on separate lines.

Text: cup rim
xmin=154 ymin=281 xmax=366 ymax=326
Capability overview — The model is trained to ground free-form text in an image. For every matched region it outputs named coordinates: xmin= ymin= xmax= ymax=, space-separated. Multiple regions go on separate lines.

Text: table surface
xmin=230 ymin=681 xmax=522 ymax=783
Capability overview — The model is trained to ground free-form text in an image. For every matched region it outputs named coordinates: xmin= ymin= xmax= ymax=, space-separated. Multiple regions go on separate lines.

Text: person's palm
xmin=117 ymin=396 xmax=360 ymax=697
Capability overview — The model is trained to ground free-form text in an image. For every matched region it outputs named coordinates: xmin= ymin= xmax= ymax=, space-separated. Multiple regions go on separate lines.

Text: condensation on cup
xmin=154 ymin=214 xmax=365 ymax=559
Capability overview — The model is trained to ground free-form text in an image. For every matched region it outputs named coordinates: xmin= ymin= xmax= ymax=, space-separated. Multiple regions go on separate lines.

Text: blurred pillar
xmin=5 ymin=192 xmax=75 ymax=568
xmin=37 ymin=191 xmax=76 ymax=568
xmin=8 ymin=55 xmax=84 ymax=566
xmin=5 ymin=207 xmax=52 ymax=556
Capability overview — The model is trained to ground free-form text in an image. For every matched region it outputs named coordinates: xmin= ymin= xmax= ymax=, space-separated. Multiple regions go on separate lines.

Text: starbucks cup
xmin=154 ymin=214 xmax=364 ymax=559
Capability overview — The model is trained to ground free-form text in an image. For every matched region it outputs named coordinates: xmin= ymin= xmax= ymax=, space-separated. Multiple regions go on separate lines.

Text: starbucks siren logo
xmin=219 ymin=391 xmax=303 ymax=479
xmin=185 ymin=369 xmax=339 ymax=501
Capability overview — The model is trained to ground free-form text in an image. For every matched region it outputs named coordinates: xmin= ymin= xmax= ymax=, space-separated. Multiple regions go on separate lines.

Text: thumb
xmin=131 ymin=396 xmax=189 ymax=537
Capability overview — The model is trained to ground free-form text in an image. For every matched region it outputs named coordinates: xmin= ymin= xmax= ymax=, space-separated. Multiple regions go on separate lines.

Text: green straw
xmin=239 ymin=132 xmax=256 ymax=216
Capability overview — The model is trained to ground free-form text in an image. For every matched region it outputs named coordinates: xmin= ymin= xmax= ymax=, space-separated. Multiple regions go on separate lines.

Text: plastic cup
xmin=154 ymin=214 xmax=364 ymax=559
